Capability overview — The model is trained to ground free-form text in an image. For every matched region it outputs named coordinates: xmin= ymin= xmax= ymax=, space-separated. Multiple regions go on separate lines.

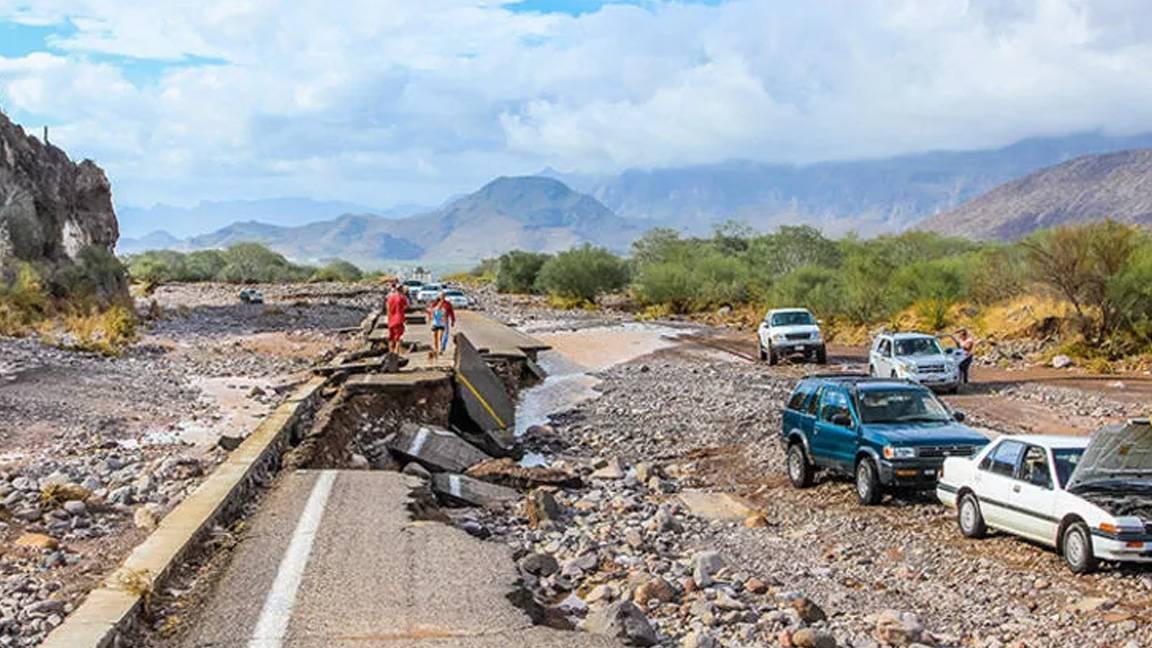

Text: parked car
xmin=758 ymin=308 xmax=826 ymax=365
xmin=868 ymin=332 xmax=962 ymax=393
xmin=937 ymin=420 xmax=1152 ymax=573
xmin=443 ymin=289 xmax=471 ymax=309
xmin=781 ymin=374 xmax=989 ymax=505
xmin=401 ymin=279 xmax=424 ymax=296
xmin=238 ymin=288 xmax=264 ymax=304
xmin=416 ymin=282 xmax=444 ymax=303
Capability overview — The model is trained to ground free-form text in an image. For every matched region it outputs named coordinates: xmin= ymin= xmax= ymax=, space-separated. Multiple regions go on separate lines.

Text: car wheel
xmin=1062 ymin=521 xmax=1099 ymax=574
xmin=958 ymin=492 xmax=987 ymax=538
xmin=890 ymin=370 xmax=898 ymax=379
xmin=868 ymin=364 xmax=876 ymax=377
xmin=855 ymin=458 xmax=882 ymax=506
xmin=787 ymin=443 xmax=814 ymax=488
xmin=815 ymin=346 xmax=827 ymax=365
xmin=759 ymin=343 xmax=768 ymax=362
xmin=768 ymin=345 xmax=778 ymax=366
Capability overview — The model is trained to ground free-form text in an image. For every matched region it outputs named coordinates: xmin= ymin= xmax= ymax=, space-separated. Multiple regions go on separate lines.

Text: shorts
xmin=432 ymin=325 xmax=446 ymax=332
xmin=388 ymin=323 xmax=405 ymax=342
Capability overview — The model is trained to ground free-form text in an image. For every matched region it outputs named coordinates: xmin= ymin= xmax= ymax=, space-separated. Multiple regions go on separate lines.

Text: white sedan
xmin=937 ymin=420 xmax=1152 ymax=573
xmin=443 ymin=289 xmax=471 ymax=309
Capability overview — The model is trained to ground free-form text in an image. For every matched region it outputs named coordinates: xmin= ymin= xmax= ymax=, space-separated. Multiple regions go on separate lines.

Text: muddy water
xmin=515 ymin=323 xmax=685 ymax=439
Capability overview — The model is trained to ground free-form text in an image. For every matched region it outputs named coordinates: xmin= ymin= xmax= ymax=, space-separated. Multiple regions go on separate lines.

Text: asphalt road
xmin=179 ymin=470 xmax=618 ymax=647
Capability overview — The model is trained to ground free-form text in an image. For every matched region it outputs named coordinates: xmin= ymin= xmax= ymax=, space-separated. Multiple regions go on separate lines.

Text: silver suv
xmin=758 ymin=308 xmax=826 ymax=365
xmin=868 ymin=332 xmax=961 ymax=393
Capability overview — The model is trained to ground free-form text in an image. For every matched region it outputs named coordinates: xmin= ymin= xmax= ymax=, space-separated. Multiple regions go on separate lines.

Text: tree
xmin=771 ymin=265 xmax=843 ymax=319
xmin=218 ymin=243 xmax=307 ymax=283
xmin=495 ymin=250 xmax=552 ymax=293
xmin=746 ymin=225 xmax=842 ymax=278
xmin=313 ymin=259 xmax=363 ymax=282
xmin=535 ymin=245 xmax=629 ymax=302
xmin=631 ymin=228 xmax=689 ymax=266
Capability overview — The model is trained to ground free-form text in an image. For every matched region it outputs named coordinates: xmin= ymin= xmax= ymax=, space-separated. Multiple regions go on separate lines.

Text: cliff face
xmin=0 ymin=111 xmax=119 ymax=273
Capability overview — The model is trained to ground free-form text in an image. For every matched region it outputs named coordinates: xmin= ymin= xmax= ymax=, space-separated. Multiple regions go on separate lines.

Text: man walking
xmin=955 ymin=328 xmax=978 ymax=385
xmin=385 ymin=284 xmax=410 ymax=355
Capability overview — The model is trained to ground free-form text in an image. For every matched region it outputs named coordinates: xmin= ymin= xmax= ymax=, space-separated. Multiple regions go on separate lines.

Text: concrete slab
xmin=677 ymin=490 xmax=757 ymax=521
xmin=177 ymin=471 xmax=616 ymax=648
xmin=454 ymin=335 xmax=515 ymax=434
xmin=431 ymin=473 xmax=520 ymax=509
xmin=388 ymin=423 xmax=491 ymax=473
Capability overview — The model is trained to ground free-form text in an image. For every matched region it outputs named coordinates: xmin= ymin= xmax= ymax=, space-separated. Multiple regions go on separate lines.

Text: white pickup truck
xmin=937 ymin=420 xmax=1152 ymax=573
xmin=757 ymin=308 xmax=826 ymax=365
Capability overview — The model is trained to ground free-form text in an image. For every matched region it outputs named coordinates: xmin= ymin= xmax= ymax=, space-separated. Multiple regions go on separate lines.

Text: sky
xmin=2 ymin=0 xmax=1152 ymax=212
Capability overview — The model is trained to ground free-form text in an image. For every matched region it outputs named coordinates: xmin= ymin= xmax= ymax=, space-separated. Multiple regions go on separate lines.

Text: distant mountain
xmin=548 ymin=131 xmax=1152 ymax=236
xmin=121 ymin=177 xmax=636 ymax=265
xmin=117 ymin=230 xmax=181 ymax=254
xmin=918 ymin=149 xmax=1152 ymax=240
xmin=117 ymin=198 xmax=424 ymax=238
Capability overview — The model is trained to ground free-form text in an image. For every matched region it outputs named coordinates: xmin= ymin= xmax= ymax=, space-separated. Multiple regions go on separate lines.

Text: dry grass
xmin=40 ymin=483 xmax=92 ymax=505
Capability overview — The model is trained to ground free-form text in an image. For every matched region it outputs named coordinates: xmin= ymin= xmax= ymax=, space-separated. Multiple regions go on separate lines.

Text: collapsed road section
xmin=42 ymin=309 xmax=613 ymax=648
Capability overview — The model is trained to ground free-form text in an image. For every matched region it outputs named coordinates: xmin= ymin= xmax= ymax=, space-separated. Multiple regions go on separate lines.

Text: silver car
xmin=868 ymin=332 xmax=961 ymax=393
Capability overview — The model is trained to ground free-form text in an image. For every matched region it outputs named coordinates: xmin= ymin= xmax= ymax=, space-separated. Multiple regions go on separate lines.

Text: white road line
xmin=248 ymin=471 xmax=337 ymax=648
xmin=410 ymin=427 xmax=431 ymax=456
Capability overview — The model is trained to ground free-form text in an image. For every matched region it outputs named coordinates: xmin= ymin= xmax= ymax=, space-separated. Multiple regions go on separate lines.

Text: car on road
xmin=937 ymin=420 xmax=1152 ymax=573
xmin=782 ymin=374 xmax=989 ymax=505
xmin=238 ymin=288 xmax=264 ymax=304
xmin=758 ymin=308 xmax=826 ymax=365
xmin=868 ymin=332 xmax=962 ymax=393
xmin=416 ymin=282 xmax=445 ymax=303
xmin=400 ymin=279 xmax=424 ymax=296
xmin=443 ymin=289 xmax=471 ymax=309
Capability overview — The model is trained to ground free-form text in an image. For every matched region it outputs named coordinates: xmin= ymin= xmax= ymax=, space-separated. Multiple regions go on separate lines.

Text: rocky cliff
xmin=0 ymin=111 xmax=119 ymax=275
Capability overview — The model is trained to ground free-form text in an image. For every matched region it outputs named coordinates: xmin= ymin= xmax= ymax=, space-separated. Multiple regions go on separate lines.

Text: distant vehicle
xmin=238 ymin=289 xmax=264 ymax=304
xmin=938 ymin=420 xmax=1152 ymax=573
xmin=782 ymin=374 xmax=988 ymax=505
xmin=868 ymin=332 xmax=962 ymax=394
xmin=758 ymin=308 xmax=826 ymax=365
xmin=443 ymin=289 xmax=471 ymax=309
xmin=416 ymin=282 xmax=444 ymax=304
xmin=401 ymin=279 xmax=424 ymax=295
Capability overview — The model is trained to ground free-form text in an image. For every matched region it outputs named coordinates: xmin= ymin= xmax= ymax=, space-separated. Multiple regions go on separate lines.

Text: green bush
xmin=312 ymin=259 xmax=363 ymax=282
xmin=535 ymin=245 xmax=629 ymax=302
xmin=632 ymin=261 xmax=696 ymax=312
xmin=771 ymin=265 xmax=843 ymax=318
xmin=495 ymin=251 xmax=551 ymax=293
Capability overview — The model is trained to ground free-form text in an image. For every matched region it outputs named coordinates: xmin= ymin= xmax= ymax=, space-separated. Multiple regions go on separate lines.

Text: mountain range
xmin=118 ymin=131 xmax=1152 ymax=263
xmin=919 ymin=148 xmax=1152 ymax=239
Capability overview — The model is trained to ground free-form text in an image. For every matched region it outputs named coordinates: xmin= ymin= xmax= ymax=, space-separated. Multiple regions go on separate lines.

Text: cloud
xmin=1 ymin=0 xmax=1152 ymax=211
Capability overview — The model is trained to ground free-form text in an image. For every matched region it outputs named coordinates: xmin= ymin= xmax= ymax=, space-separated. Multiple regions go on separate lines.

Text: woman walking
xmin=427 ymin=293 xmax=455 ymax=361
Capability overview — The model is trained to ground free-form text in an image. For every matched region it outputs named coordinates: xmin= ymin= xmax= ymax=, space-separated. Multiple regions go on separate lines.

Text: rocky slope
xmin=918 ymin=148 xmax=1152 ymax=240
xmin=0 ymin=111 xmax=119 ymax=275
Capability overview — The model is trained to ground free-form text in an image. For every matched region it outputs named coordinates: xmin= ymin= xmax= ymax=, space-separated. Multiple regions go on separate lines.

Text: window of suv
xmin=787 ymin=381 xmax=817 ymax=412
xmin=770 ymin=311 xmax=815 ymax=326
xmin=818 ymin=389 xmax=852 ymax=424
xmin=895 ymin=337 xmax=943 ymax=356
xmin=980 ymin=440 xmax=1025 ymax=476
xmin=877 ymin=338 xmax=892 ymax=356
xmin=856 ymin=388 xmax=952 ymax=424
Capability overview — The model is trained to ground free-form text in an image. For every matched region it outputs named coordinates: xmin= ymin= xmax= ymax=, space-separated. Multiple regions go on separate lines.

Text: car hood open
xmin=1066 ymin=420 xmax=1152 ymax=492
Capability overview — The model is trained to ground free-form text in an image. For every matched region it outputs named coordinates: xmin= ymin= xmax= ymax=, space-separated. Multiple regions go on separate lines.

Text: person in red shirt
xmin=385 ymin=285 xmax=410 ymax=354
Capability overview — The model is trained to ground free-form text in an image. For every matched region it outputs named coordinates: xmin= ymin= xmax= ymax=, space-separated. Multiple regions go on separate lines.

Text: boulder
xmin=519 ymin=552 xmax=559 ymax=577
xmin=792 ymin=628 xmax=838 ymax=648
xmin=1051 ymin=354 xmax=1074 ymax=369
xmin=583 ymin=601 xmax=657 ymax=646
xmin=692 ymin=551 xmax=725 ymax=587
xmin=632 ymin=576 xmax=678 ymax=605
xmin=14 ymin=533 xmax=58 ymax=550
xmin=872 ymin=610 xmax=926 ymax=646
xmin=524 ymin=488 xmax=563 ymax=528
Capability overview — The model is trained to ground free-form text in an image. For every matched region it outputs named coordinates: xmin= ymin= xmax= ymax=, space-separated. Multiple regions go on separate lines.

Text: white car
xmin=443 ymin=289 xmax=471 ymax=309
xmin=937 ymin=420 xmax=1152 ymax=573
xmin=757 ymin=308 xmax=826 ymax=365
xmin=869 ymin=332 xmax=961 ymax=393
xmin=415 ymin=282 xmax=444 ymax=303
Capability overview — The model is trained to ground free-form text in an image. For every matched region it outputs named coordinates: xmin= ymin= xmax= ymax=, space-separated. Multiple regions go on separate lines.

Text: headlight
xmin=771 ymin=333 xmax=786 ymax=342
xmin=883 ymin=446 xmax=917 ymax=459
xmin=896 ymin=360 xmax=916 ymax=375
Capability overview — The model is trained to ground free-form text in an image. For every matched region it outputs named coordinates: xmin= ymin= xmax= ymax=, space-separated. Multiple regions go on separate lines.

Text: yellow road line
xmin=456 ymin=371 xmax=506 ymax=429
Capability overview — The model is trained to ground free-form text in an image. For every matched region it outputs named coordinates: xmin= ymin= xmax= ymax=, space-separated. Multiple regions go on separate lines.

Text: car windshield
xmin=856 ymin=388 xmax=953 ymax=424
xmin=894 ymin=337 xmax=943 ymax=356
xmin=770 ymin=311 xmax=815 ymax=326
xmin=1052 ymin=448 xmax=1085 ymax=488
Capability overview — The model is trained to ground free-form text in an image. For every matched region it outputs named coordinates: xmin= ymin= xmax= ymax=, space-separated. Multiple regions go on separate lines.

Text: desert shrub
xmin=535 ymin=245 xmax=629 ymax=303
xmin=632 ymin=261 xmax=695 ymax=312
xmin=312 ymin=259 xmax=363 ymax=282
xmin=495 ymin=251 xmax=551 ymax=293
xmin=1109 ymin=241 xmax=1152 ymax=346
xmin=890 ymin=258 xmax=968 ymax=330
xmin=218 ymin=243 xmax=311 ymax=283
xmin=127 ymin=250 xmax=187 ymax=283
xmin=771 ymin=265 xmax=843 ymax=318
xmin=0 ymin=263 xmax=49 ymax=335
xmin=966 ymin=246 xmax=1028 ymax=306
xmin=182 ymin=250 xmax=226 ymax=281
xmin=688 ymin=252 xmax=751 ymax=309
xmin=746 ymin=225 xmax=842 ymax=278
xmin=55 ymin=304 xmax=137 ymax=355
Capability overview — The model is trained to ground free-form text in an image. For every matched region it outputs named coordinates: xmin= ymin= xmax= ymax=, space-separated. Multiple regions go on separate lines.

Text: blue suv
xmin=781 ymin=374 xmax=989 ymax=505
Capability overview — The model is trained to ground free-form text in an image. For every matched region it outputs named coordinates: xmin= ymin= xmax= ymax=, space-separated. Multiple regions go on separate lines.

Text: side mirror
xmin=831 ymin=412 xmax=853 ymax=427
xmin=952 ymin=411 xmax=966 ymax=422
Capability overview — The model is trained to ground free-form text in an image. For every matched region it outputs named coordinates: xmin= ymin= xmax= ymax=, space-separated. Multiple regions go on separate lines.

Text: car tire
xmin=768 ymin=345 xmax=778 ymax=366
xmin=868 ymin=364 xmax=876 ymax=377
xmin=759 ymin=343 xmax=768 ymax=362
xmin=815 ymin=346 xmax=827 ymax=365
xmin=958 ymin=492 xmax=987 ymax=538
xmin=855 ymin=458 xmax=882 ymax=506
xmin=1062 ymin=521 xmax=1099 ymax=574
xmin=786 ymin=443 xmax=814 ymax=488
xmin=890 ymin=370 xmax=898 ymax=379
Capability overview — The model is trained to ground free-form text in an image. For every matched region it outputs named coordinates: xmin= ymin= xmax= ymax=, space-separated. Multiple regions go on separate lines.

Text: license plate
xmin=924 ymin=469 xmax=936 ymax=476
xmin=796 ymin=345 xmax=806 ymax=351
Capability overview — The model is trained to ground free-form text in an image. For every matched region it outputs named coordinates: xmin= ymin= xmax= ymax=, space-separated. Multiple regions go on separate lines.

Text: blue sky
xmin=2 ymin=0 xmax=1151 ymax=224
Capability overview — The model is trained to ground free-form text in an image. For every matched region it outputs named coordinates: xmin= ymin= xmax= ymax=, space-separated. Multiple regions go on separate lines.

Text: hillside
xmin=549 ymin=131 xmax=1152 ymax=236
xmin=122 ymin=177 xmax=636 ymax=264
xmin=918 ymin=149 xmax=1152 ymax=240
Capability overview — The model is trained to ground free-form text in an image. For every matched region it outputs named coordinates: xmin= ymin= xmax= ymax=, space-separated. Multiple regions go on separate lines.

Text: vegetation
xmin=478 ymin=220 xmax=1152 ymax=360
xmin=124 ymin=243 xmax=366 ymax=284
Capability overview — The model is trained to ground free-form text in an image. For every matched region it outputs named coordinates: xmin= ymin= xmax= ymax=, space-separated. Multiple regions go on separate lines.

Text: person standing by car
xmin=955 ymin=328 xmax=978 ymax=384
xmin=385 ymin=284 xmax=410 ymax=355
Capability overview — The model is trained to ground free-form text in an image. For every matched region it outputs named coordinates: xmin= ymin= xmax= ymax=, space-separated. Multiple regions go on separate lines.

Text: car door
xmin=973 ymin=439 xmax=1027 ymax=531
xmin=813 ymin=387 xmax=858 ymax=472
xmin=872 ymin=338 xmax=892 ymax=376
xmin=1009 ymin=445 xmax=1060 ymax=545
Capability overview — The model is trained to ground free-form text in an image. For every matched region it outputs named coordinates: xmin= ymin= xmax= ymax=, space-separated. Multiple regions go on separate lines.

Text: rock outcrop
xmin=0 ymin=111 xmax=119 ymax=275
